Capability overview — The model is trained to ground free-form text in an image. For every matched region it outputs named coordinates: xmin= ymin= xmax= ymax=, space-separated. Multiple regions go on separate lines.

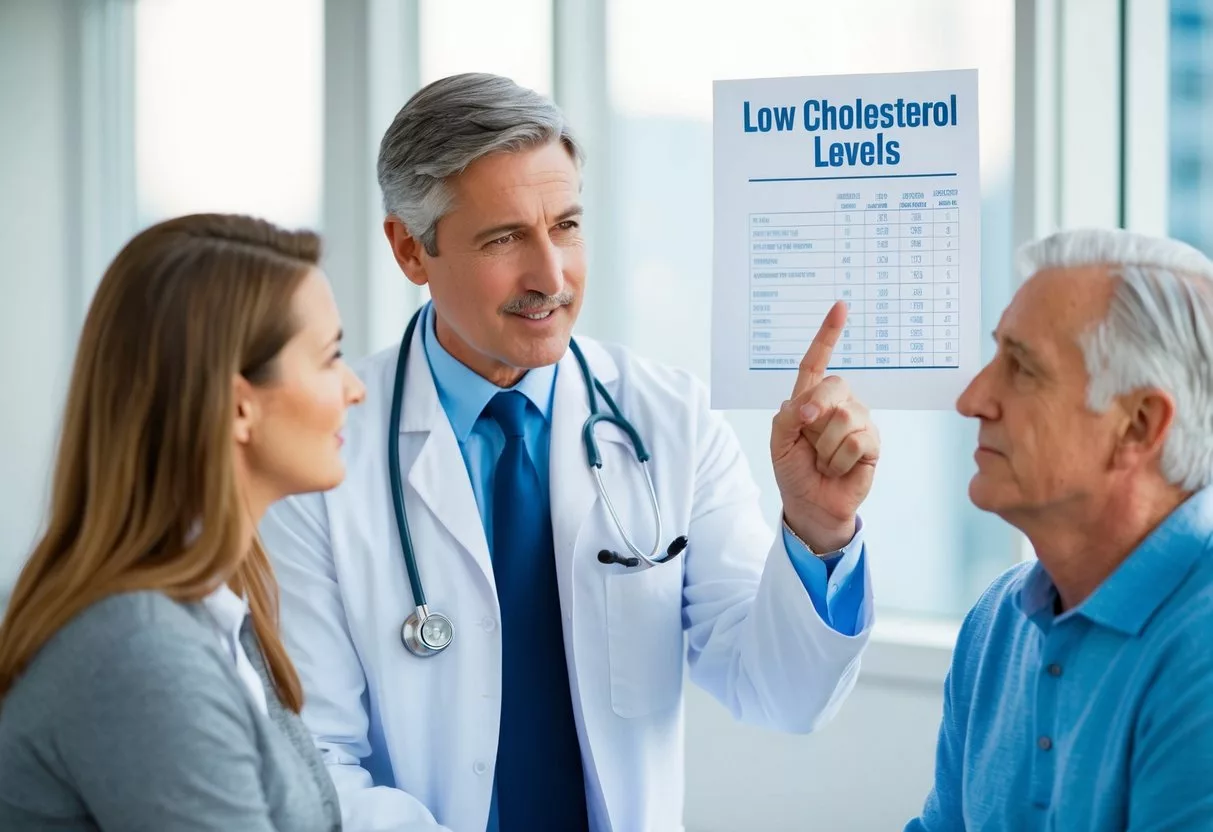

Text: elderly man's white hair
xmin=1017 ymin=228 xmax=1213 ymax=490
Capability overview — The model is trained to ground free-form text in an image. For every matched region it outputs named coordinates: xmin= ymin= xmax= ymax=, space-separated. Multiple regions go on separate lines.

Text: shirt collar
xmin=1014 ymin=486 xmax=1213 ymax=636
xmin=1012 ymin=559 xmax=1058 ymax=630
xmin=420 ymin=301 xmax=557 ymax=442
xmin=200 ymin=583 xmax=249 ymax=643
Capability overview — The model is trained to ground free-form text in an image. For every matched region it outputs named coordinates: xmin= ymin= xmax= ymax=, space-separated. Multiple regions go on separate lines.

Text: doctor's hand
xmin=770 ymin=301 xmax=880 ymax=554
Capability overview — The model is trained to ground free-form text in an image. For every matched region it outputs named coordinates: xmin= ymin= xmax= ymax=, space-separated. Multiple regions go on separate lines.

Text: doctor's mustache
xmin=500 ymin=290 xmax=576 ymax=314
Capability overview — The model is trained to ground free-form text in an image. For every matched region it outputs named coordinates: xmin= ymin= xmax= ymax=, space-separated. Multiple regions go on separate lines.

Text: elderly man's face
xmin=956 ymin=267 xmax=1123 ymax=522
xmin=391 ymin=141 xmax=585 ymax=385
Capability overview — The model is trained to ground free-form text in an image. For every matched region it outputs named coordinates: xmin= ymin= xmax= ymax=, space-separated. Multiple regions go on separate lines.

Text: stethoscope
xmin=389 ymin=307 xmax=690 ymax=658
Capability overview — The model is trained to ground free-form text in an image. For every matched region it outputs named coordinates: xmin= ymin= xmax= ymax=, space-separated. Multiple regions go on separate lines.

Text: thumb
xmin=771 ymin=398 xmax=819 ymax=460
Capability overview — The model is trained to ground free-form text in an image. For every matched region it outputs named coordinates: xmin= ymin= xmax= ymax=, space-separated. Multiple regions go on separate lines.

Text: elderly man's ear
xmin=1112 ymin=389 xmax=1176 ymax=471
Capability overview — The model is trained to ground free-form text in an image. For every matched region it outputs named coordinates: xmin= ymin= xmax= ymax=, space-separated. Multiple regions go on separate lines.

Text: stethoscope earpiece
xmin=598 ymin=536 xmax=689 ymax=570
xmin=597 ymin=549 xmax=640 ymax=568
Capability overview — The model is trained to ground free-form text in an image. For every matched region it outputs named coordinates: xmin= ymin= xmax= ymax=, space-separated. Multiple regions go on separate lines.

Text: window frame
xmin=71 ymin=0 xmax=137 ymax=326
xmin=1123 ymin=0 xmax=1170 ymax=235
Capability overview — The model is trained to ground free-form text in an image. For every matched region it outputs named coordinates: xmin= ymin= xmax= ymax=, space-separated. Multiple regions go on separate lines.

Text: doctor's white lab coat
xmin=259 ymin=324 xmax=874 ymax=832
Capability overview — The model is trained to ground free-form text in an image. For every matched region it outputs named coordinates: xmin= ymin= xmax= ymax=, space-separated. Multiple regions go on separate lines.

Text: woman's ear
xmin=232 ymin=374 xmax=260 ymax=445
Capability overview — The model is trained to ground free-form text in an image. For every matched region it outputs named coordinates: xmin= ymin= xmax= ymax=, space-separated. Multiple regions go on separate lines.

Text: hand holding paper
xmin=770 ymin=300 xmax=880 ymax=553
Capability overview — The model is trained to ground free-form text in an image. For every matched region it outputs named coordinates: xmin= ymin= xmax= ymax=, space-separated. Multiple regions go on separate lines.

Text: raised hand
xmin=769 ymin=301 xmax=880 ymax=553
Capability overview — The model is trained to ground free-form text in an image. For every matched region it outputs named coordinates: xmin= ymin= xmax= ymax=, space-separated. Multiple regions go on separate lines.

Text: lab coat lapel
xmin=398 ymin=321 xmax=495 ymax=591
xmin=549 ymin=348 xmax=597 ymax=605
xmin=548 ymin=340 xmax=622 ymax=608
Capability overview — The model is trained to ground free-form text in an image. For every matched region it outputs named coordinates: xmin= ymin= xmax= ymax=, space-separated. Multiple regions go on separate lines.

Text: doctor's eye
xmin=555 ymin=219 xmax=581 ymax=232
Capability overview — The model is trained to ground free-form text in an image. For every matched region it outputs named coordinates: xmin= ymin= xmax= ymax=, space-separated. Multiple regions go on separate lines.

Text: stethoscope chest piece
xmin=401 ymin=604 xmax=454 ymax=657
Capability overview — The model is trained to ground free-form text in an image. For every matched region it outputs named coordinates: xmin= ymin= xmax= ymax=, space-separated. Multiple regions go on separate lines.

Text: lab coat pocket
xmin=605 ymin=557 xmax=685 ymax=718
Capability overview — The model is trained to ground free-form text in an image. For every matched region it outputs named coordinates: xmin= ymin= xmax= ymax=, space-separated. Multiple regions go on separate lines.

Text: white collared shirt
xmin=200 ymin=584 xmax=269 ymax=716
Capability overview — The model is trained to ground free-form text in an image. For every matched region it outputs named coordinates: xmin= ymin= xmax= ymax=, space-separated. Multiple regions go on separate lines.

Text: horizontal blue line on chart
xmin=742 ymin=315 xmax=960 ymax=317
xmin=748 ymin=172 xmax=959 ymax=183
xmin=752 ymin=326 xmax=943 ymax=329
xmin=749 ymin=365 xmax=958 ymax=371
xmin=752 ymin=211 xmax=959 ymax=215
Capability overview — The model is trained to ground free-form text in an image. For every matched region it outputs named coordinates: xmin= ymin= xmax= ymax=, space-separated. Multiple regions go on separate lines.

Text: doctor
xmin=261 ymin=72 xmax=879 ymax=832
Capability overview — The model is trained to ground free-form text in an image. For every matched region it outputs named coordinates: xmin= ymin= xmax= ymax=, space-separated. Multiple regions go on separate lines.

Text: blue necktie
xmin=485 ymin=391 xmax=589 ymax=832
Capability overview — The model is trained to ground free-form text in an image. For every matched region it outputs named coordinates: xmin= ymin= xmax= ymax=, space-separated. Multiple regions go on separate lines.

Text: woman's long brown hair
xmin=0 ymin=213 xmax=321 ymax=711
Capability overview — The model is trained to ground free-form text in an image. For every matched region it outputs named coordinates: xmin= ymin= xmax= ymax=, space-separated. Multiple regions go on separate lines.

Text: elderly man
xmin=907 ymin=228 xmax=1213 ymax=831
xmin=261 ymin=73 xmax=880 ymax=832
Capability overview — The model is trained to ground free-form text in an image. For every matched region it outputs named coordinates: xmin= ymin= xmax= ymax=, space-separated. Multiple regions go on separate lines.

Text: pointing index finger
xmin=792 ymin=300 xmax=847 ymax=397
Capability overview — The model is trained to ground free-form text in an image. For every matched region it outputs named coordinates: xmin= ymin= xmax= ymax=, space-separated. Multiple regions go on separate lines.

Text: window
xmin=134 ymin=0 xmax=324 ymax=229
xmin=1171 ymin=0 xmax=1213 ymax=253
xmin=419 ymin=0 xmax=552 ymax=94
xmin=606 ymin=0 xmax=1018 ymax=616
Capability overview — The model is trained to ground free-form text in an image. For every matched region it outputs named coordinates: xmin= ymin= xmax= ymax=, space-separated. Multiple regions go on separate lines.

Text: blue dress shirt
xmin=418 ymin=302 xmax=866 ymax=635
xmin=907 ymin=486 xmax=1213 ymax=832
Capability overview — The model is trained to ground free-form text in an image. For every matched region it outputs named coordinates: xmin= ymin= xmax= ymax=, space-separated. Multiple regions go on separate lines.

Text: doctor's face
xmin=956 ymin=267 xmax=1121 ymax=526
xmin=387 ymin=141 xmax=586 ymax=387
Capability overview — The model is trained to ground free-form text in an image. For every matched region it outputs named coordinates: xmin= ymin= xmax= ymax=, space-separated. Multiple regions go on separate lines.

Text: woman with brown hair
xmin=0 ymin=213 xmax=365 ymax=831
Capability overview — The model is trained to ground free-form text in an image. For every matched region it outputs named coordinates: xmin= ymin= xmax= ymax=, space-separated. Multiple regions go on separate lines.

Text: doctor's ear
xmin=232 ymin=374 xmax=261 ymax=445
xmin=384 ymin=217 xmax=430 ymax=288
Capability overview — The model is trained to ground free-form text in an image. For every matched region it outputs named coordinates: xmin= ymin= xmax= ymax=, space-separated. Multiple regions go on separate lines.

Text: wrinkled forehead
xmin=1005 ymin=266 xmax=1114 ymax=335
xmin=997 ymin=266 xmax=1116 ymax=367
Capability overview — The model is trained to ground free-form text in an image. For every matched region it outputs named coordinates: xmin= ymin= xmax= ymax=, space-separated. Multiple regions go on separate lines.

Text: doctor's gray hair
xmin=377 ymin=73 xmax=585 ymax=256
xmin=1017 ymin=228 xmax=1213 ymax=490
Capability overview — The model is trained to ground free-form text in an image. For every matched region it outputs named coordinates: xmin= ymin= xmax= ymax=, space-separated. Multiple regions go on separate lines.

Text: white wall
xmin=685 ymin=674 xmax=942 ymax=831
xmin=0 ymin=0 xmax=75 ymax=595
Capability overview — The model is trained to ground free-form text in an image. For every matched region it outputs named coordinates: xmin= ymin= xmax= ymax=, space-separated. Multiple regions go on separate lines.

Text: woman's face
xmin=236 ymin=268 xmax=366 ymax=506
